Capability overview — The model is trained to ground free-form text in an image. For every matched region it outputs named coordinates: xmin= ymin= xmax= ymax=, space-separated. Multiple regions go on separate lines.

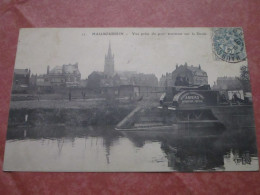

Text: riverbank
xmin=8 ymin=106 xmax=136 ymax=127
xmin=9 ymin=97 xmax=159 ymax=109
xmin=10 ymin=99 xmax=113 ymax=109
xmin=8 ymin=99 xmax=158 ymax=127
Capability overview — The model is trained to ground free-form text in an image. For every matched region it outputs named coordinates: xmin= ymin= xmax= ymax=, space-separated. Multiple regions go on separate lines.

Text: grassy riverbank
xmin=8 ymin=98 xmax=159 ymax=127
xmin=10 ymin=99 xmax=112 ymax=109
xmin=9 ymin=97 xmax=159 ymax=109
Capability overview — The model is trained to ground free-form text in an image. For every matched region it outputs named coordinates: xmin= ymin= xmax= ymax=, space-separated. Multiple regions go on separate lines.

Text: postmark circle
xmin=212 ymin=28 xmax=246 ymax=63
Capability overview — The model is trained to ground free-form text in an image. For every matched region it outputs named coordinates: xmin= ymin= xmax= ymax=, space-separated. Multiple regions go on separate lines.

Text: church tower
xmin=104 ymin=42 xmax=115 ymax=77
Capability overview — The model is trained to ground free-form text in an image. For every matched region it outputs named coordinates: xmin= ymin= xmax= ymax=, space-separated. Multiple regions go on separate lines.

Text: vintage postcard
xmin=3 ymin=28 xmax=259 ymax=172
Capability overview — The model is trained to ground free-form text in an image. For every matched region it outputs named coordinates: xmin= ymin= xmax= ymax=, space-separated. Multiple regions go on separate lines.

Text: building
xmin=117 ymin=71 xmax=158 ymax=87
xmin=35 ymin=75 xmax=52 ymax=93
xmin=101 ymin=74 xmax=121 ymax=87
xmin=88 ymin=42 xmax=159 ymax=90
xmin=160 ymin=63 xmax=208 ymax=87
xmin=212 ymin=76 xmax=242 ymax=90
xmin=159 ymin=73 xmax=173 ymax=87
xmin=62 ymin=63 xmax=81 ymax=87
xmin=45 ymin=63 xmax=81 ymax=87
xmin=172 ymin=63 xmax=208 ymax=86
xmin=30 ymin=74 xmax=38 ymax=87
xmin=13 ymin=69 xmax=30 ymax=87
xmin=79 ymin=79 xmax=88 ymax=88
xmin=87 ymin=71 xmax=105 ymax=89
xmin=117 ymin=71 xmax=137 ymax=85
xmin=12 ymin=69 xmax=31 ymax=93
xmin=130 ymin=73 xmax=158 ymax=87
xmin=104 ymin=42 xmax=115 ymax=77
xmin=45 ymin=66 xmax=65 ymax=86
xmin=87 ymin=71 xmax=121 ymax=89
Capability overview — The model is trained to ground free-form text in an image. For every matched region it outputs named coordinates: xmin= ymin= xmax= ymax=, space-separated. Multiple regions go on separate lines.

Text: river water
xmin=3 ymin=125 xmax=259 ymax=172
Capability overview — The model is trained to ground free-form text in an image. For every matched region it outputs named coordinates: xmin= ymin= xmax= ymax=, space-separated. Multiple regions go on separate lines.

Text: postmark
xmin=212 ymin=28 xmax=246 ymax=63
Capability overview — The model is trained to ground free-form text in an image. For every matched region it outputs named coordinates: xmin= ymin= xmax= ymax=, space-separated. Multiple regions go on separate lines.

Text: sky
xmin=14 ymin=28 xmax=248 ymax=86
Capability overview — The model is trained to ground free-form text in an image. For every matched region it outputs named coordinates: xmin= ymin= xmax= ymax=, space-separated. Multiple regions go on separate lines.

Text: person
xmin=232 ymin=93 xmax=242 ymax=104
xmin=25 ymin=113 xmax=28 ymax=125
xmin=81 ymin=91 xmax=86 ymax=100
xmin=220 ymin=93 xmax=228 ymax=103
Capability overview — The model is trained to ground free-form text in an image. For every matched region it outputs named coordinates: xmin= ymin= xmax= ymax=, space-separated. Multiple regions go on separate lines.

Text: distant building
xmin=130 ymin=73 xmax=158 ymax=87
xmin=160 ymin=63 xmax=208 ymax=87
xmin=30 ymin=74 xmax=37 ymax=87
xmin=159 ymin=72 xmax=173 ymax=87
xmin=104 ymin=42 xmax=115 ymax=77
xmin=100 ymin=43 xmax=158 ymax=88
xmin=35 ymin=75 xmax=52 ymax=93
xmin=117 ymin=71 xmax=137 ymax=85
xmin=45 ymin=63 xmax=81 ymax=87
xmin=88 ymin=42 xmax=159 ymax=90
xmin=212 ymin=76 xmax=242 ymax=90
xmin=101 ymin=74 xmax=121 ymax=87
xmin=79 ymin=79 xmax=88 ymax=88
xmin=12 ymin=69 xmax=30 ymax=93
xmin=172 ymin=63 xmax=208 ymax=86
xmin=88 ymin=42 xmax=121 ymax=89
xmin=87 ymin=71 xmax=104 ymax=89
xmin=87 ymin=71 xmax=121 ymax=89
xmin=13 ymin=69 xmax=30 ymax=87
xmin=117 ymin=71 xmax=158 ymax=87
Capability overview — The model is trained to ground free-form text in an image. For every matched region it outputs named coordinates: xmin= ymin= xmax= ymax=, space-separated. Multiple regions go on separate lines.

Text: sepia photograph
xmin=3 ymin=28 xmax=259 ymax=172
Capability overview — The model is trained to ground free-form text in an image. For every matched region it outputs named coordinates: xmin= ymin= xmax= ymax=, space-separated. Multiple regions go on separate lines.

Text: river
xmin=3 ymin=125 xmax=259 ymax=172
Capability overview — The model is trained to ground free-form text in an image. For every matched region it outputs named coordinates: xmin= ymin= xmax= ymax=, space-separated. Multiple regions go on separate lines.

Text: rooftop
xmin=14 ymin=69 xmax=30 ymax=75
xmin=175 ymin=63 xmax=207 ymax=76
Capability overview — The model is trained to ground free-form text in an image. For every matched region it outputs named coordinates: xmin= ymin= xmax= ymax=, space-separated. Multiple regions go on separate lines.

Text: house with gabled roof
xmin=172 ymin=62 xmax=208 ymax=87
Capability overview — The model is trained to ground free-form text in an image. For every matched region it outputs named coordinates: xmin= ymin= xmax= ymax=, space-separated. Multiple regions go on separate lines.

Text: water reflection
xmin=4 ymin=125 xmax=259 ymax=172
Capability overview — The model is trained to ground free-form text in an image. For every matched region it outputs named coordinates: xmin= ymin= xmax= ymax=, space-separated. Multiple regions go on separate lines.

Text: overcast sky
xmin=15 ymin=28 xmax=248 ymax=86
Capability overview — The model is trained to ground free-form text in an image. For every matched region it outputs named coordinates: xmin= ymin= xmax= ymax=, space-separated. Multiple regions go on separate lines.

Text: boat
xmin=115 ymin=85 xmax=254 ymax=136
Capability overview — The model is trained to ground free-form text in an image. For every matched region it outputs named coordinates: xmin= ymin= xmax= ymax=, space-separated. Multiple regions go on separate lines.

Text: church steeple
xmin=108 ymin=41 xmax=112 ymax=57
xmin=104 ymin=41 xmax=115 ymax=77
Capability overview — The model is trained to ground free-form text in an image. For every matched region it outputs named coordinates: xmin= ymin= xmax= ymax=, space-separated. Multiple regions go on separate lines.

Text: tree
xmin=238 ymin=65 xmax=251 ymax=92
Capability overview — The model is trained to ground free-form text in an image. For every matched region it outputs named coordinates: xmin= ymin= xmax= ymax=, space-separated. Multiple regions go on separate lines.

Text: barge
xmin=115 ymin=85 xmax=254 ymax=136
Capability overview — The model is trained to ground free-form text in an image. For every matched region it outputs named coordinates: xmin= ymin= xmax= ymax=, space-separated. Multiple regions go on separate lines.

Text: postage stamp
xmin=212 ymin=28 xmax=247 ymax=63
